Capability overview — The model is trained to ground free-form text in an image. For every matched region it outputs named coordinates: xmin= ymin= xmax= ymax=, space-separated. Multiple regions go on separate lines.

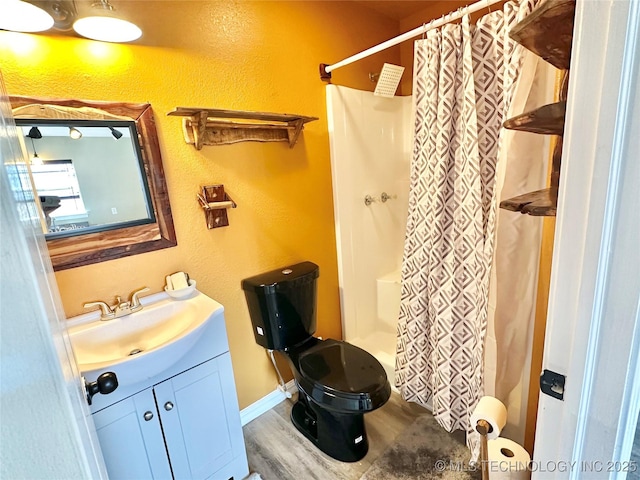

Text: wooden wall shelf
xmin=167 ymin=107 xmax=318 ymax=150
xmin=503 ymin=101 xmax=566 ymax=135
xmin=509 ymin=0 xmax=575 ymax=70
xmin=499 ymin=187 xmax=558 ymax=216
xmin=499 ymin=0 xmax=575 ymax=217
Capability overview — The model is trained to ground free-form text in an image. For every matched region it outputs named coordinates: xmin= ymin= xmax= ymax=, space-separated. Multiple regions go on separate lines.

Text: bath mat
xmin=360 ymin=415 xmax=481 ymax=480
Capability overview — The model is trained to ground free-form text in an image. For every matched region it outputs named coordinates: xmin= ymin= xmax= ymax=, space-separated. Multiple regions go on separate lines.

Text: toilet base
xmin=290 ymin=393 xmax=369 ymax=462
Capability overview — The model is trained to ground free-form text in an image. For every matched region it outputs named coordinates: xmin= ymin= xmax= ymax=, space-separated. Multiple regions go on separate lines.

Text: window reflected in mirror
xmin=16 ymin=120 xmax=155 ymax=239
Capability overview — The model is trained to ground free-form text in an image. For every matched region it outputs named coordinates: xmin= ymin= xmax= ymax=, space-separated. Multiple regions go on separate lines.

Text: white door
xmin=0 ymin=74 xmax=107 ymax=478
xmin=532 ymin=1 xmax=640 ymax=479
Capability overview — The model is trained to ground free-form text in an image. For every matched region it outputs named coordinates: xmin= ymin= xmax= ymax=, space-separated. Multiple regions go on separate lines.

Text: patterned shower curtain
xmin=395 ymin=0 xmax=538 ymax=457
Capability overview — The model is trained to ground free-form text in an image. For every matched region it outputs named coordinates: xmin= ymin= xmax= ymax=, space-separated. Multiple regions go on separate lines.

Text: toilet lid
xmin=298 ymin=340 xmax=388 ymax=397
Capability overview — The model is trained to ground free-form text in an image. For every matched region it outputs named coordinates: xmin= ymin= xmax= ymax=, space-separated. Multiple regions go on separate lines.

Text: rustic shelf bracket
xmin=168 ymin=107 xmax=318 ymax=149
xmin=197 ymin=184 xmax=237 ymax=229
xmin=193 ymin=111 xmax=208 ymax=151
xmin=287 ymin=118 xmax=306 ymax=147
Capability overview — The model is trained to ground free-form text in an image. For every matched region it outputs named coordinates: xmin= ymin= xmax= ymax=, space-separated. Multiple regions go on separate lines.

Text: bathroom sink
xmin=68 ymin=290 xmax=222 ymax=387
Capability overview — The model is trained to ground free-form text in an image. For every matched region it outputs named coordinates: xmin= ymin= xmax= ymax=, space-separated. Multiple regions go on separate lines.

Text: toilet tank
xmin=241 ymin=262 xmax=319 ymax=351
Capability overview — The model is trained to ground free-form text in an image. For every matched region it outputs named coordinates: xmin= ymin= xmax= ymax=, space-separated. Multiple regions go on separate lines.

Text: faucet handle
xmin=83 ymin=301 xmax=114 ymax=320
xmin=130 ymin=287 xmax=150 ymax=308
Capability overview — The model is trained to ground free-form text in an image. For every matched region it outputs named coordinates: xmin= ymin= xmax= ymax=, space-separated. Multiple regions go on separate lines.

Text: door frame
xmin=533 ymin=0 xmax=640 ymax=476
xmin=0 ymin=75 xmax=107 ymax=479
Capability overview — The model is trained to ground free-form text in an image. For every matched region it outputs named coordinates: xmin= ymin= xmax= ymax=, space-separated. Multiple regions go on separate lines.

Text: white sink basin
xmin=68 ymin=290 xmax=222 ymax=387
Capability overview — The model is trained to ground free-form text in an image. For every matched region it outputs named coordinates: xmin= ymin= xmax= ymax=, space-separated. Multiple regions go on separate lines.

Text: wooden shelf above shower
xmin=509 ymin=0 xmax=575 ymax=70
xmin=503 ymin=101 xmax=566 ymax=136
xmin=167 ymin=107 xmax=318 ymax=149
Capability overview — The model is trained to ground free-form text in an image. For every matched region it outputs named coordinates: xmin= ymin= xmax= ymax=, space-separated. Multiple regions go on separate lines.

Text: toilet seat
xmin=295 ymin=339 xmax=391 ymax=413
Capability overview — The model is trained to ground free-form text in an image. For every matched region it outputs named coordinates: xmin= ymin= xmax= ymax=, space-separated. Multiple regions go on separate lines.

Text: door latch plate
xmin=540 ymin=369 xmax=565 ymax=400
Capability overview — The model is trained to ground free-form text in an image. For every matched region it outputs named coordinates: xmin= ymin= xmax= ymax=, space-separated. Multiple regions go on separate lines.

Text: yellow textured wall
xmin=0 ymin=1 xmax=401 ymax=409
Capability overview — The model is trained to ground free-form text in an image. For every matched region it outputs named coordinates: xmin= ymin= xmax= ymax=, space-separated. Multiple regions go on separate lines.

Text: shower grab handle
xmin=364 ymin=192 xmax=396 ymax=206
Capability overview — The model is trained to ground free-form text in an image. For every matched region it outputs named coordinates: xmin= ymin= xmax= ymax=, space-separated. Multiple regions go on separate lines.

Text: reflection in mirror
xmin=16 ymin=120 xmax=156 ymax=239
xmin=9 ymin=96 xmax=177 ymax=271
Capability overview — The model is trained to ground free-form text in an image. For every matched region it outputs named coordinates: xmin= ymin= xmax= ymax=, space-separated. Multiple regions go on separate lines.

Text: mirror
xmin=10 ymin=96 xmax=177 ymax=270
xmin=16 ymin=120 xmax=156 ymax=238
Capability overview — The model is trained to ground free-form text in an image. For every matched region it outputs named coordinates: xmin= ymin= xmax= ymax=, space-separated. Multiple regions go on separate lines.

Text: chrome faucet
xmin=84 ymin=287 xmax=150 ymax=321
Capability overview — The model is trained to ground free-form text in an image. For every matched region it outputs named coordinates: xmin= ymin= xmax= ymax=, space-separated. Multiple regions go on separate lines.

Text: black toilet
xmin=242 ymin=261 xmax=391 ymax=462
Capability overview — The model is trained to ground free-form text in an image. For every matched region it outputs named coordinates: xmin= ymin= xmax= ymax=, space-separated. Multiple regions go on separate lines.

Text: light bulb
xmin=69 ymin=127 xmax=82 ymax=140
xmin=0 ymin=1 xmax=54 ymax=33
xmin=73 ymin=16 xmax=141 ymax=43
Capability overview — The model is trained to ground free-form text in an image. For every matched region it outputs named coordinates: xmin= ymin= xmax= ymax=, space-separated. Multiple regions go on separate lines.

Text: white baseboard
xmin=240 ymin=380 xmax=298 ymax=426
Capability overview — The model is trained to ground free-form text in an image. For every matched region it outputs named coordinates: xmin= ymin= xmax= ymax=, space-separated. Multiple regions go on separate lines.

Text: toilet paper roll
xmin=470 ymin=396 xmax=507 ymax=439
xmin=487 ymin=437 xmax=531 ymax=480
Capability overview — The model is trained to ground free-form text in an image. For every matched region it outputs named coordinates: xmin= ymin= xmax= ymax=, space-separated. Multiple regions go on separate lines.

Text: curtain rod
xmin=319 ymin=0 xmax=504 ymax=81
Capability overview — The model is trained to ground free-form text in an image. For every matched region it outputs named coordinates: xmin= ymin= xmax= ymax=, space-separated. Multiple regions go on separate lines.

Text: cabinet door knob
xmin=164 ymin=401 xmax=174 ymax=411
xmin=143 ymin=411 xmax=154 ymax=421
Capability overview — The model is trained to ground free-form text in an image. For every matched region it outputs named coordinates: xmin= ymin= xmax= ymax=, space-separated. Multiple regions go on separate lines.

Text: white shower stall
xmin=326 ymin=85 xmax=412 ymax=384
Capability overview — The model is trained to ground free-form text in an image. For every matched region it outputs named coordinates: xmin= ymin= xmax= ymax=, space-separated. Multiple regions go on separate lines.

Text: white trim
xmin=324 ymin=0 xmax=503 ymax=74
xmin=533 ymin=0 xmax=640 ymax=476
xmin=240 ymin=380 xmax=298 ymax=426
xmin=569 ymin=2 xmax=640 ymax=475
xmin=611 ymin=301 xmax=640 ymax=480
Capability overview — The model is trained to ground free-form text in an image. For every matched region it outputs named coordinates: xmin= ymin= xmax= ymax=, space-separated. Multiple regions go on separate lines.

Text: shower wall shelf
xmin=502 ymin=101 xmax=566 ymax=136
xmin=509 ymin=0 xmax=575 ymax=70
xmin=500 ymin=187 xmax=558 ymax=216
xmin=167 ymin=107 xmax=318 ymax=150
xmin=499 ymin=0 xmax=575 ymax=217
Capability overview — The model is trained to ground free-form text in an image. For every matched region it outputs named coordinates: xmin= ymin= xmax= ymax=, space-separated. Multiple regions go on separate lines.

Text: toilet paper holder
xmin=476 ymin=419 xmax=491 ymax=480
xmin=197 ymin=184 xmax=237 ymax=229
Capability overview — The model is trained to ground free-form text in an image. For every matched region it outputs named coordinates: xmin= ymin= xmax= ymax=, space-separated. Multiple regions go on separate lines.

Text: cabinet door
xmin=154 ymin=355 xmax=242 ymax=480
xmin=92 ymin=389 xmax=172 ymax=480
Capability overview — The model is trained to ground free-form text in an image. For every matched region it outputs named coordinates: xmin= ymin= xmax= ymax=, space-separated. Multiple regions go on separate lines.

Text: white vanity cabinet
xmin=93 ymin=354 xmax=244 ymax=480
xmin=79 ymin=293 xmax=249 ymax=480
xmin=93 ymin=387 xmax=171 ymax=479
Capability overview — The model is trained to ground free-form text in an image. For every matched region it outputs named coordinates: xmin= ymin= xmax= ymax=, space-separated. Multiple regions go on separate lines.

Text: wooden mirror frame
xmin=10 ymin=96 xmax=177 ymax=270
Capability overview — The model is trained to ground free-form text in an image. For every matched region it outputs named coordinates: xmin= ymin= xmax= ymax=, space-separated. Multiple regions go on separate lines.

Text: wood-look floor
xmin=242 ymin=391 xmax=429 ymax=480
xmin=245 ymin=391 xmax=640 ymax=480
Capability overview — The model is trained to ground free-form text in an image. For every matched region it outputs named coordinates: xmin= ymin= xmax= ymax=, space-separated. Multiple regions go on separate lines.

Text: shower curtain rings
xmin=422 ymin=18 xmax=435 ymax=39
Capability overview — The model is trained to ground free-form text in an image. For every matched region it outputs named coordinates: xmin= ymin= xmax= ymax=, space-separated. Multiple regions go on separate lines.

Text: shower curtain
xmin=395 ymin=0 xmax=539 ymax=457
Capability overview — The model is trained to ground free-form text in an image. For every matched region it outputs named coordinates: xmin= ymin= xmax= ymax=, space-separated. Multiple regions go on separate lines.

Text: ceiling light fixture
xmin=108 ymin=126 xmax=123 ymax=139
xmin=73 ymin=0 xmax=142 ymax=43
xmin=0 ymin=1 xmax=55 ymax=33
xmin=27 ymin=126 xmax=43 ymax=139
xmin=69 ymin=126 xmax=83 ymax=140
